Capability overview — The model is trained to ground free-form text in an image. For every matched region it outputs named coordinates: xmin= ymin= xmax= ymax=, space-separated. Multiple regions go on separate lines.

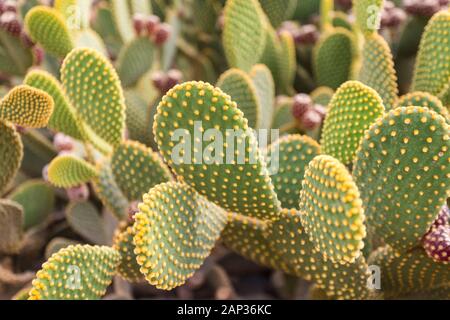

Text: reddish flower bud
xmin=300 ymin=109 xmax=322 ymax=130
xmin=0 ymin=11 xmax=21 ymax=36
xmin=132 ymin=13 xmax=146 ymax=36
xmin=166 ymin=69 xmax=183 ymax=89
xmin=293 ymin=24 xmax=319 ymax=45
xmin=53 ymin=133 xmax=74 ymax=152
xmin=423 ymin=225 xmax=450 ymax=262
xmin=66 ymin=184 xmax=90 ymax=202
xmin=153 ymin=22 xmax=171 ymax=45
xmin=145 ymin=14 xmax=160 ymax=35
xmin=20 ymin=31 xmax=35 ymax=48
xmin=292 ymin=93 xmax=313 ymax=120
xmin=313 ymin=104 xmax=327 ymax=120
xmin=151 ymin=70 xmax=167 ymax=92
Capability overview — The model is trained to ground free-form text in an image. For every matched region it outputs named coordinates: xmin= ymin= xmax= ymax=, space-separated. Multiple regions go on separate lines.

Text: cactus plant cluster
xmin=0 ymin=0 xmax=449 ymax=301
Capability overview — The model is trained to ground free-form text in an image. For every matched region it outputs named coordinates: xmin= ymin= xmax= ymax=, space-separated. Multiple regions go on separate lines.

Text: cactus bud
xmin=423 ymin=225 xmax=450 ymax=263
xmin=33 ymin=46 xmax=44 ymax=65
xmin=2 ymin=0 xmax=16 ymax=13
xmin=66 ymin=184 xmax=90 ymax=202
xmin=151 ymin=70 xmax=167 ymax=92
xmin=292 ymin=93 xmax=313 ymax=120
xmin=20 ymin=31 xmax=35 ymax=48
xmin=294 ymin=24 xmax=319 ymax=45
xmin=53 ymin=133 xmax=74 ymax=152
xmin=0 ymin=11 xmax=21 ymax=36
xmin=145 ymin=14 xmax=160 ymax=35
xmin=300 ymin=109 xmax=322 ymax=130
xmin=404 ymin=0 xmax=441 ymax=17
xmin=132 ymin=13 xmax=146 ymax=36
xmin=153 ymin=22 xmax=171 ymax=45
xmin=313 ymin=104 xmax=327 ymax=120
xmin=166 ymin=69 xmax=183 ymax=89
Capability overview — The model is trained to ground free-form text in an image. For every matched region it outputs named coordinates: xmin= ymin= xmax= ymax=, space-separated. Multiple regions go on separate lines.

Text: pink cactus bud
xmin=292 ymin=94 xmax=313 ymax=120
xmin=313 ymin=104 xmax=327 ymax=120
xmin=423 ymin=225 xmax=450 ymax=263
xmin=300 ymin=109 xmax=322 ymax=130
xmin=66 ymin=184 xmax=90 ymax=202
xmin=153 ymin=23 xmax=171 ymax=45
xmin=294 ymin=24 xmax=319 ymax=45
xmin=2 ymin=0 xmax=16 ymax=13
xmin=132 ymin=13 xmax=146 ymax=36
xmin=0 ymin=11 xmax=21 ymax=36
xmin=53 ymin=133 xmax=74 ymax=152
xmin=151 ymin=70 xmax=168 ymax=92
xmin=145 ymin=15 xmax=160 ymax=35
xmin=166 ymin=69 xmax=183 ymax=89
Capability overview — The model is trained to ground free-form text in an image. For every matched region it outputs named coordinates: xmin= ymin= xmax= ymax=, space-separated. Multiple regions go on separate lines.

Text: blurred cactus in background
xmin=0 ymin=0 xmax=449 ymax=301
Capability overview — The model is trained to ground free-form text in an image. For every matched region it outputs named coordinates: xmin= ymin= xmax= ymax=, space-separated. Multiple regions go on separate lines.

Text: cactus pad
xmin=353 ymin=0 xmax=384 ymax=34
xmin=0 ymin=120 xmax=23 ymax=193
xmin=354 ymin=107 xmax=450 ymax=252
xmin=249 ymin=64 xmax=275 ymax=130
xmin=113 ymin=221 xmax=143 ymax=282
xmin=314 ymin=28 xmax=354 ymax=90
xmin=9 ymin=180 xmax=55 ymax=230
xmin=396 ymin=91 xmax=449 ymax=121
xmin=154 ymin=81 xmax=281 ymax=220
xmin=217 ymin=68 xmax=261 ymax=128
xmin=133 ymin=182 xmax=227 ymax=290
xmin=48 ymin=155 xmax=97 ymax=188
xmin=259 ymin=0 xmax=295 ymax=28
xmin=111 ymin=140 xmax=172 ymax=201
xmin=29 ymin=245 xmax=120 ymax=300
xmin=369 ymin=246 xmax=450 ymax=298
xmin=0 ymin=199 xmax=24 ymax=254
xmin=61 ymin=47 xmax=126 ymax=147
xmin=24 ymin=70 xmax=84 ymax=140
xmin=25 ymin=6 xmax=74 ymax=58
xmin=300 ymin=155 xmax=366 ymax=264
xmin=222 ymin=0 xmax=266 ymax=71
xmin=412 ymin=11 xmax=450 ymax=99
xmin=265 ymin=134 xmax=321 ymax=209
xmin=359 ymin=33 xmax=398 ymax=110
xmin=0 ymin=85 xmax=54 ymax=128
xmin=321 ymin=81 xmax=385 ymax=165
xmin=65 ymin=201 xmax=107 ymax=245
xmin=92 ymin=159 xmax=128 ymax=220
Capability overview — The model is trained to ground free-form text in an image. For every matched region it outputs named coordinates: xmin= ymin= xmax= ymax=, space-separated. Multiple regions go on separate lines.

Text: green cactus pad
xmin=259 ymin=0 xmax=296 ymax=28
xmin=0 ymin=85 xmax=54 ymax=128
xmin=0 ymin=29 xmax=34 ymax=76
xmin=265 ymin=134 xmax=321 ymax=209
xmin=359 ymin=33 xmax=398 ymax=110
xmin=124 ymin=91 xmax=153 ymax=146
xmin=353 ymin=107 xmax=450 ymax=252
xmin=268 ymin=209 xmax=373 ymax=300
xmin=0 ymin=199 xmax=24 ymax=254
xmin=111 ymin=140 xmax=173 ymax=201
xmin=249 ymin=64 xmax=275 ymax=130
xmin=9 ymin=180 xmax=55 ymax=230
xmin=222 ymin=0 xmax=266 ymax=71
xmin=321 ymin=81 xmax=385 ymax=165
xmin=353 ymin=0 xmax=384 ymax=34
xmin=314 ymin=28 xmax=354 ymax=90
xmin=61 ymin=47 xmax=126 ymax=147
xmin=29 ymin=245 xmax=120 ymax=300
xmin=65 ymin=201 xmax=107 ymax=245
xmin=110 ymin=0 xmax=135 ymax=43
xmin=133 ymin=182 xmax=227 ymax=290
xmin=92 ymin=159 xmax=128 ymax=220
xmin=25 ymin=6 xmax=74 ymax=58
xmin=217 ymin=68 xmax=261 ymax=128
xmin=48 ymin=155 xmax=97 ymax=188
xmin=396 ymin=91 xmax=449 ymax=121
xmin=369 ymin=246 xmax=450 ymax=298
xmin=300 ymin=155 xmax=366 ymax=264
xmin=259 ymin=25 xmax=281 ymax=85
xmin=412 ymin=11 xmax=450 ymax=99
xmin=24 ymin=70 xmax=84 ymax=140
xmin=154 ymin=81 xmax=281 ymax=220
xmin=0 ymin=120 xmax=23 ymax=193
xmin=278 ymin=31 xmax=296 ymax=93
xmin=116 ymin=37 xmax=154 ymax=88
xmin=113 ymin=221 xmax=143 ymax=282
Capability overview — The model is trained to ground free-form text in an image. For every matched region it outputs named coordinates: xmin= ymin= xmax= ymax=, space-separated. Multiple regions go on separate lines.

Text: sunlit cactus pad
xmin=300 ymin=155 xmax=366 ymax=264
xmin=154 ymin=81 xmax=281 ymax=220
xmin=354 ymin=107 xmax=450 ymax=252
xmin=133 ymin=182 xmax=227 ymax=290
xmin=113 ymin=222 xmax=143 ymax=283
xmin=29 ymin=245 xmax=120 ymax=300
xmin=0 ymin=120 xmax=23 ymax=192
xmin=48 ymin=155 xmax=97 ymax=188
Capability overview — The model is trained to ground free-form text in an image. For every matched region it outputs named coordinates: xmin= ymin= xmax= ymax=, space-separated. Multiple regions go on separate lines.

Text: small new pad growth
xmin=25 ymin=6 xmax=74 ymax=58
xmin=48 ymin=155 xmax=97 ymax=188
xmin=300 ymin=155 xmax=366 ymax=264
xmin=0 ymin=85 xmax=54 ymax=128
